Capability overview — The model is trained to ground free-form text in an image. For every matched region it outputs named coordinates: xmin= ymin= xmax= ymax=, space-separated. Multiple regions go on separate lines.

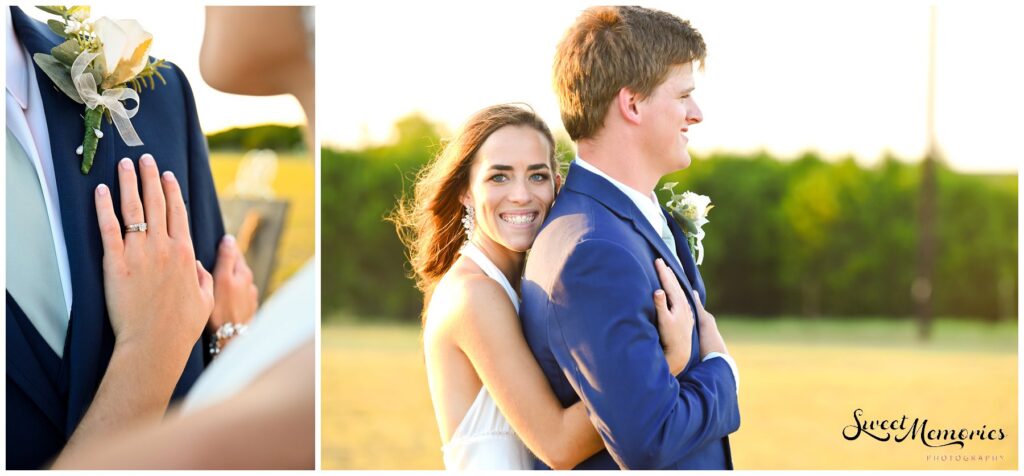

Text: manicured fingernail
xmin=162 ymin=170 xmax=175 ymax=180
xmin=140 ymin=154 xmax=155 ymax=167
xmin=119 ymin=158 xmax=132 ymax=170
xmin=223 ymin=234 xmax=236 ymax=246
xmin=96 ymin=184 xmax=108 ymax=195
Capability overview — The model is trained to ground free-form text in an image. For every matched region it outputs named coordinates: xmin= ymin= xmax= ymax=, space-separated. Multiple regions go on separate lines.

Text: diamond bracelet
xmin=209 ymin=322 xmax=249 ymax=356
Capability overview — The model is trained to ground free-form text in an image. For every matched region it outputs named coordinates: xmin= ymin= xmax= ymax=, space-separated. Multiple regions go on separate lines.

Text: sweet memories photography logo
xmin=842 ymin=408 xmax=1007 ymax=448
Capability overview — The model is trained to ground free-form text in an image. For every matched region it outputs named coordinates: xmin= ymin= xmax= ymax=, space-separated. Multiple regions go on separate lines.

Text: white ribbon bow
xmin=71 ymin=51 xmax=143 ymax=147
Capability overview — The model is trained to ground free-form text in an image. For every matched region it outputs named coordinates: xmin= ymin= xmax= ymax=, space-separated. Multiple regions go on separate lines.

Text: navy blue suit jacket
xmin=6 ymin=7 xmax=224 ymax=469
xmin=520 ymin=161 xmax=740 ymax=470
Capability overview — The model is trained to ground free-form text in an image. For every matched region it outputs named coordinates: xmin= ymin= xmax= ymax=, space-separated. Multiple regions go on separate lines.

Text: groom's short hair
xmin=554 ymin=6 xmax=706 ymax=141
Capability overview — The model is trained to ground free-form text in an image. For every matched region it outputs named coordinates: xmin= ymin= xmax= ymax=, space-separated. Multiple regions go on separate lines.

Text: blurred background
xmin=320 ymin=1 xmax=1018 ymax=470
xmin=25 ymin=6 xmax=315 ymax=296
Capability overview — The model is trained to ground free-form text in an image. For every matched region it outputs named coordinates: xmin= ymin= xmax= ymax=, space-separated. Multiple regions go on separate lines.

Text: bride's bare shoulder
xmin=425 ymin=257 xmax=514 ymax=337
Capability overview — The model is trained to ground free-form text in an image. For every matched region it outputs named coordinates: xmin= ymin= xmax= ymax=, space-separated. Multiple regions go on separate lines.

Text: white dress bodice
xmin=440 ymin=243 xmax=534 ymax=470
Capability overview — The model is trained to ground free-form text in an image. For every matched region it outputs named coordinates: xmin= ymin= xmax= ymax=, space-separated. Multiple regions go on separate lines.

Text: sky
xmin=322 ymin=1 xmax=1023 ymax=174
xmin=18 ymin=3 xmax=1023 ymax=173
xmin=24 ymin=5 xmax=307 ymax=135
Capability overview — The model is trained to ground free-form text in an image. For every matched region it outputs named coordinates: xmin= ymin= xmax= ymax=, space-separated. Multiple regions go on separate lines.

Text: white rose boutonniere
xmin=662 ymin=182 xmax=714 ymax=265
xmin=93 ymin=17 xmax=153 ymax=89
xmin=32 ymin=6 xmax=169 ymax=174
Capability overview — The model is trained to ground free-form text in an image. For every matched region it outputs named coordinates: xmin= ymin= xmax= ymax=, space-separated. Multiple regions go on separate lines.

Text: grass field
xmin=209 ymin=151 xmax=314 ymax=293
xmin=321 ymin=317 xmax=1017 ymax=470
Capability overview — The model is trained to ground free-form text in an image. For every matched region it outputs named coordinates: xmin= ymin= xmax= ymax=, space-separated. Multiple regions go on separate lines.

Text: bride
xmin=393 ymin=104 xmax=703 ymax=469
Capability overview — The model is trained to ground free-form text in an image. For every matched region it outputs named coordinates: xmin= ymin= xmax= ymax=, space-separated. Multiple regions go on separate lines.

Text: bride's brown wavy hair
xmin=391 ymin=104 xmax=557 ymax=313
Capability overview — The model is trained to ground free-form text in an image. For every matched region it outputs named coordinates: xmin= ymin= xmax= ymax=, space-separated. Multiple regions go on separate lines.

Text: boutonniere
xmin=662 ymin=182 xmax=713 ymax=265
xmin=32 ymin=6 xmax=169 ymax=174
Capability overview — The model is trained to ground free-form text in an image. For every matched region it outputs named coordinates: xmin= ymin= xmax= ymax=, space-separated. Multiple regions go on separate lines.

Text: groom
xmin=521 ymin=6 xmax=741 ymax=470
xmin=6 ymin=7 xmax=224 ymax=468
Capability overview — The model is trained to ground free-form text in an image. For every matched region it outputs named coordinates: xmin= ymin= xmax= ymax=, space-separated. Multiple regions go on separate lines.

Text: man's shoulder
xmin=137 ymin=59 xmax=189 ymax=101
xmin=156 ymin=60 xmax=186 ymax=85
xmin=128 ymin=59 xmax=201 ymax=135
xmin=539 ymin=189 xmax=636 ymax=247
xmin=526 ymin=190 xmax=649 ymax=285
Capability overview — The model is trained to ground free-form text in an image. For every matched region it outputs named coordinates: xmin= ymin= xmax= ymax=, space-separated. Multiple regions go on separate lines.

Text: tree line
xmin=322 ymin=114 xmax=1017 ymax=322
xmin=206 ymin=124 xmax=306 ymax=152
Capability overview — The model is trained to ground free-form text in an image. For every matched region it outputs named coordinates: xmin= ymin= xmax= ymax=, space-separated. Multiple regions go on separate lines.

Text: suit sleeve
xmin=547 ymin=239 xmax=740 ymax=469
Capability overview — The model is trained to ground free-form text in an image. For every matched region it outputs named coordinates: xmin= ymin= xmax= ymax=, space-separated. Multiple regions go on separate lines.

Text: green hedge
xmin=322 ymin=114 xmax=1017 ymax=322
xmin=206 ymin=124 xmax=306 ymax=152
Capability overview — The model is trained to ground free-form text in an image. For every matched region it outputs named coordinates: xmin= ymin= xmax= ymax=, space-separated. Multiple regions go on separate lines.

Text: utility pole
xmin=913 ymin=5 xmax=939 ymax=340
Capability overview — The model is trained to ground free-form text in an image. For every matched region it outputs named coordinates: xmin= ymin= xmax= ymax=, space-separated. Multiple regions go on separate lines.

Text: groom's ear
xmin=555 ymin=172 xmax=563 ymax=192
xmin=617 ymin=87 xmax=642 ymax=126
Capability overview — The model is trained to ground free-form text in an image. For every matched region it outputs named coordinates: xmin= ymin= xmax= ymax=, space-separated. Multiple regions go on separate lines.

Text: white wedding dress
xmin=181 ymin=259 xmax=315 ymax=413
xmin=440 ymin=243 xmax=535 ymax=470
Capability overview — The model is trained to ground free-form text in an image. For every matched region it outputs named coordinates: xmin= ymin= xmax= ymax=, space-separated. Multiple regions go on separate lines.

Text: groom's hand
xmin=693 ymin=290 xmax=728 ymax=358
xmin=95 ymin=154 xmax=214 ymax=356
xmin=210 ymin=234 xmax=259 ymax=331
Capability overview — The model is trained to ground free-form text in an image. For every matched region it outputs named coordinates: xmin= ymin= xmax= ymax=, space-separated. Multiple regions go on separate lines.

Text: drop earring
xmin=461 ymin=205 xmax=475 ymax=241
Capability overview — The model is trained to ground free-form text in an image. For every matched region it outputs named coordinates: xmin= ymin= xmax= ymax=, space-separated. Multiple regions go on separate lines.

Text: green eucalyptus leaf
xmin=32 ymin=53 xmax=84 ymax=104
xmin=46 ymin=19 xmax=68 ymax=39
xmin=671 ymin=210 xmax=700 ymax=236
xmin=36 ymin=6 xmax=66 ymax=16
xmin=661 ymin=181 xmax=678 ymax=191
xmin=50 ymin=39 xmax=81 ymax=66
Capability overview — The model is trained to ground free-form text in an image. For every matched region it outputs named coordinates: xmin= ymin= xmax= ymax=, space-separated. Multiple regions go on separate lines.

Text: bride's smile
xmin=499 ymin=210 xmax=540 ymax=226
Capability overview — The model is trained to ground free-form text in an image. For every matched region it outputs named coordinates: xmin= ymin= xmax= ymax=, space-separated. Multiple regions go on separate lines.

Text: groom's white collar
xmin=574 ymin=156 xmax=668 ymax=236
xmin=7 ymin=9 xmax=29 ymax=110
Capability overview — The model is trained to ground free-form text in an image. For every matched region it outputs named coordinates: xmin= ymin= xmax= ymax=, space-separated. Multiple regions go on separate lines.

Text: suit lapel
xmin=11 ymin=6 xmax=116 ymax=436
xmin=663 ymin=208 xmax=706 ymax=304
xmin=6 ymin=293 xmax=66 ymax=433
